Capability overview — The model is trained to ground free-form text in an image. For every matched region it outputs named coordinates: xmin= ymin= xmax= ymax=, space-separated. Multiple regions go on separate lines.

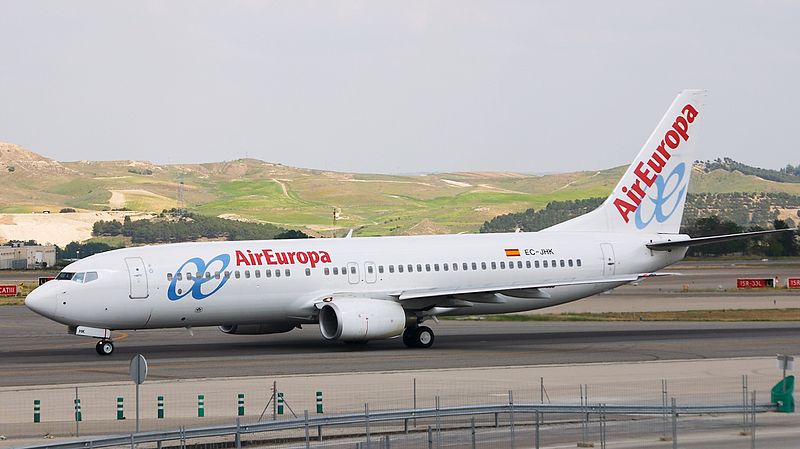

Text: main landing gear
xmin=403 ymin=325 xmax=434 ymax=348
xmin=95 ymin=340 xmax=114 ymax=356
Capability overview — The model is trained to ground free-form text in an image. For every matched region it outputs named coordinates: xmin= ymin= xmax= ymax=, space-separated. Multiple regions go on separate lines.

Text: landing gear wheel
xmin=402 ymin=326 xmax=418 ymax=347
xmin=403 ymin=326 xmax=434 ymax=348
xmin=95 ymin=340 xmax=114 ymax=356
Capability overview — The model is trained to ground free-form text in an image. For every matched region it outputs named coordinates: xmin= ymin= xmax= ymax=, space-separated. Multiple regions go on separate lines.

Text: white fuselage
xmin=26 ymin=231 xmax=686 ymax=331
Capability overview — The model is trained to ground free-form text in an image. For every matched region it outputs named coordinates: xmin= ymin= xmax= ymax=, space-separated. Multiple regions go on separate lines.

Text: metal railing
xmin=14 ymin=401 xmax=776 ymax=449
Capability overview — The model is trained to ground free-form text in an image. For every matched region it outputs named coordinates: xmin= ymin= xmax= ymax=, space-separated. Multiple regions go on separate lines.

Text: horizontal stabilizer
xmin=646 ymin=228 xmax=797 ymax=251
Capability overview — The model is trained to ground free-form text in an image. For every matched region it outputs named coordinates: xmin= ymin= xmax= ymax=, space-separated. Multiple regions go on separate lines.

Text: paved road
xmin=2 ymin=305 xmax=799 ymax=387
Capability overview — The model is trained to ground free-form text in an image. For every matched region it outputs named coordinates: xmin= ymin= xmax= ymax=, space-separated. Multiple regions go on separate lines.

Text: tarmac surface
xmin=2 ymin=305 xmax=800 ymax=387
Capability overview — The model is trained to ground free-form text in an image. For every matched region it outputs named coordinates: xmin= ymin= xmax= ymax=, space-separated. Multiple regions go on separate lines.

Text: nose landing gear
xmin=95 ymin=340 xmax=114 ymax=356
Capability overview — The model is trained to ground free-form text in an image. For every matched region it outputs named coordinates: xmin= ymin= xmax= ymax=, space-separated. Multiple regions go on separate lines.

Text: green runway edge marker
xmin=117 ymin=397 xmax=125 ymax=420
xmin=74 ymin=398 xmax=82 ymax=422
xmin=198 ymin=394 xmax=205 ymax=417
xmin=33 ymin=399 xmax=40 ymax=423
xmin=277 ymin=392 xmax=284 ymax=415
xmin=157 ymin=395 xmax=164 ymax=419
xmin=316 ymin=391 xmax=323 ymax=414
xmin=238 ymin=393 xmax=245 ymax=416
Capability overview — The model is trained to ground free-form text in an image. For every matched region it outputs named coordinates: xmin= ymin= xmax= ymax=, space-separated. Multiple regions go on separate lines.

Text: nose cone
xmin=25 ymin=286 xmax=56 ymax=318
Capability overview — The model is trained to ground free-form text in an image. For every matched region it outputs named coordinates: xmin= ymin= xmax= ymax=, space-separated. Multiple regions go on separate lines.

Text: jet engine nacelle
xmin=218 ymin=323 xmax=296 ymax=335
xmin=318 ymin=297 xmax=406 ymax=342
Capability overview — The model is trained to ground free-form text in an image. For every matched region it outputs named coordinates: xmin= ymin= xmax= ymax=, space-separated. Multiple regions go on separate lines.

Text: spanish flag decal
xmin=505 ymin=248 xmax=521 ymax=257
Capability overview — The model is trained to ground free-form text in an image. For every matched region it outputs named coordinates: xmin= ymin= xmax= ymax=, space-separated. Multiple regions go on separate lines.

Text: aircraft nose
xmin=25 ymin=286 xmax=56 ymax=317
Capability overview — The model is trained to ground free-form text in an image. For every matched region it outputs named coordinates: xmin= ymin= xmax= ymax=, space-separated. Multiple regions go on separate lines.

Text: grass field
xmin=4 ymin=143 xmax=800 ymax=238
xmin=454 ymin=309 xmax=800 ymax=322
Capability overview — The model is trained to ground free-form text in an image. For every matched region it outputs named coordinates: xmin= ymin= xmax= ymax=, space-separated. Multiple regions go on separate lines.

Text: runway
xmin=2 ymin=305 xmax=799 ymax=387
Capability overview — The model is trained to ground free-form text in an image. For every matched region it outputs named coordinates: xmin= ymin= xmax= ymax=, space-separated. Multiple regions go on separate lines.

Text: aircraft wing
xmin=396 ymin=272 xmax=675 ymax=301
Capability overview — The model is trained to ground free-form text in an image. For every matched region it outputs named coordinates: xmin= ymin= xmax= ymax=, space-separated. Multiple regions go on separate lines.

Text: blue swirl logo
xmin=634 ymin=162 xmax=687 ymax=230
xmin=167 ymin=254 xmax=231 ymax=301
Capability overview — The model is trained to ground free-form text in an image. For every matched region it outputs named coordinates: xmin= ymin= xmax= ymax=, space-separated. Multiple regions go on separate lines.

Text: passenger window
xmin=367 ymin=265 xmax=374 ymax=274
xmin=245 ymin=270 xmax=251 ymax=278
xmin=324 ymin=267 xmax=330 ymax=275
xmin=196 ymin=271 xmax=202 ymax=279
xmin=560 ymin=260 xmax=565 ymax=268
xmin=85 ymin=272 xmax=98 ymax=283
xmin=350 ymin=266 xmax=356 ymax=274
xmin=518 ymin=261 xmax=523 ymax=269
xmin=577 ymin=259 xmax=582 ymax=267
xmin=266 ymin=270 xmax=272 ymax=278
xmin=568 ymin=260 xmax=574 ymax=267
xmin=434 ymin=264 xmax=440 ymax=272
xmin=543 ymin=260 xmax=548 ymax=268
xmin=417 ymin=264 xmax=422 ymax=272
xmin=526 ymin=261 xmax=531 ymax=269
xmin=388 ymin=265 xmax=394 ymax=273
xmin=378 ymin=266 xmax=384 ymax=274
xmin=500 ymin=262 xmax=506 ymax=269
xmin=72 ymin=272 xmax=85 ymax=283
xmin=407 ymin=264 xmax=413 ymax=272
xmin=535 ymin=260 xmax=540 ymax=268
xmin=205 ymin=272 xmax=212 ymax=279
xmin=452 ymin=263 xmax=458 ymax=271
xmin=255 ymin=270 xmax=261 ymax=278
xmin=398 ymin=265 xmax=404 ymax=273
xmin=463 ymin=263 xmax=468 ymax=271
xmin=167 ymin=273 xmax=173 ymax=281
xmin=342 ymin=267 xmax=347 ymax=275
xmin=285 ymin=269 xmax=291 ymax=277
xmin=425 ymin=264 xmax=431 ymax=272
xmin=275 ymin=269 xmax=281 ymax=278
xmin=215 ymin=272 xmax=221 ymax=280
xmin=235 ymin=271 xmax=241 ymax=279
xmin=491 ymin=262 xmax=497 ymax=270
xmin=333 ymin=267 xmax=339 ymax=275
xmin=552 ymin=260 xmax=557 ymax=268
xmin=305 ymin=268 xmax=311 ymax=276
xmin=443 ymin=264 xmax=448 ymax=271
xmin=186 ymin=273 xmax=193 ymax=280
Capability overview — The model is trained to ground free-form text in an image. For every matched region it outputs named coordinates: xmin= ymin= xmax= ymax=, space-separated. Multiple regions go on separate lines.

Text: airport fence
xmin=0 ymin=372 xmax=789 ymax=448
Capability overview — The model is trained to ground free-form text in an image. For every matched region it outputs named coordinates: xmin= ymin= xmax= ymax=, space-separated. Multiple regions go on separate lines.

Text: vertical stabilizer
xmin=545 ymin=89 xmax=708 ymax=234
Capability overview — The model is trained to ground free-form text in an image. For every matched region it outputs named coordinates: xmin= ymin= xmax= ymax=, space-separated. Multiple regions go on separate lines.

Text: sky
xmin=0 ymin=1 xmax=798 ymax=174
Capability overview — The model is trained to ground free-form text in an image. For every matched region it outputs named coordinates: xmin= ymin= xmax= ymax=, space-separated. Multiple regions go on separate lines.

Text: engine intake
xmin=319 ymin=297 xmax=406 ymax=342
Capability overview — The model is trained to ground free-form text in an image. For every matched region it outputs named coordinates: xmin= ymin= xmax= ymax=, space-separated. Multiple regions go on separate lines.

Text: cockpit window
xmin=72 ymin=272 xmax=85 ymax=283
xmin=84 ymin=272 xmax=99 ymax=283
xmin=56 ymin=272 xmax=75 ymax=280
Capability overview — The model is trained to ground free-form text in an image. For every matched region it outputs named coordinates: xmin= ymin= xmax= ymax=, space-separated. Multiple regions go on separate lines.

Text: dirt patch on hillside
xmin=0 ymin=212 xmax=152 ymax=246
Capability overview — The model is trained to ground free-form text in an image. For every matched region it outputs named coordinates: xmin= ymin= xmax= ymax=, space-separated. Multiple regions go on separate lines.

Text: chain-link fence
xmin=0 ymin=370 xmax=791 ymax=448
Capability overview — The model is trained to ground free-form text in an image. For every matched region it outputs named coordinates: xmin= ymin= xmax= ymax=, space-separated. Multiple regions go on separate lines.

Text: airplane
xmin=25 ymin=89 xmax=795 ymax=355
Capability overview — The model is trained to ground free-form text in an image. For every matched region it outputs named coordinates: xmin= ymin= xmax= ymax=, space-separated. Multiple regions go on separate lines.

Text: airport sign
xmin=788 ymin=278 xmax=800 ymax=289
xmin=736 ymin=278 xmax=779 ymax=288
xmin=0 ymin=285 xmax=18 ymax=296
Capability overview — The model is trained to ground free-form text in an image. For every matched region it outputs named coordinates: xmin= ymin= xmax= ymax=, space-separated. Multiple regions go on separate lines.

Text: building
xmin=0 ymin=244 xmax=57 ymax=269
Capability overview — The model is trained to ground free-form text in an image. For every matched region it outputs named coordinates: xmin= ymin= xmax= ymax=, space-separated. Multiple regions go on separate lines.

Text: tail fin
xmin=545 ymin=89 xmax=708 ymax=234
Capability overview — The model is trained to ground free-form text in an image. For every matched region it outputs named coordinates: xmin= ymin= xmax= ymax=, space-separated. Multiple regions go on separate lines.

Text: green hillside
xmin=2 ymin=142 xmax=799 ymax=237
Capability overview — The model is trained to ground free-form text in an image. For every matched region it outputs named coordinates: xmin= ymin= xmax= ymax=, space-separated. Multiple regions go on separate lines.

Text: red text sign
xmin=788 ymin=278 xmax=800 ymax=289
xmin=0 ymin=285 xmax=18 ymax=296
xmin=737 ymin=278 xmax=768 ymax=289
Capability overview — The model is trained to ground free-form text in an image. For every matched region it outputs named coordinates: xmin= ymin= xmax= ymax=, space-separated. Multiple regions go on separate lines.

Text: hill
xmin=2 ymin=142 xmax=800 ymax=240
